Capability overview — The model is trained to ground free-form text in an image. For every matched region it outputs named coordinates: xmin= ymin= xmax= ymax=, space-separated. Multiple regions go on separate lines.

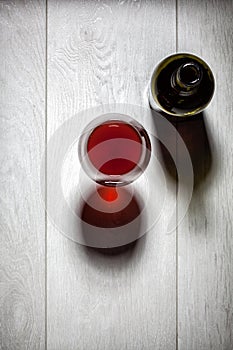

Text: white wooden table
xmin=1 ymin=1 xmax=233 ymax=349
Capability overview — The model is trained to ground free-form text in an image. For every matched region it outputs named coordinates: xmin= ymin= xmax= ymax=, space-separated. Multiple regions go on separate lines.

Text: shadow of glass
xmin=152 ymin=110 xmax=214 ymax=190
xmin=76 ymin=185 xmax=147 ymax=256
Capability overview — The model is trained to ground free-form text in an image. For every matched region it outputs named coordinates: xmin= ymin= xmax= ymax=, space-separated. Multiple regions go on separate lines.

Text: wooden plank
xmin=47 ymin=1 xmax=176 ymax=349
xmin=0 ymin=1 xmax=45 ymax=350
xmin=177 ymin=1 xmax=233 ymax=349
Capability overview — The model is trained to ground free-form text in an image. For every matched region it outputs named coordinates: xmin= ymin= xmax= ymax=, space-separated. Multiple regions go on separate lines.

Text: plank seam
xmin=175 ymin=1 xmax=179 ymax=350
xmin=45 ymin=0 xmax=48 ymax=349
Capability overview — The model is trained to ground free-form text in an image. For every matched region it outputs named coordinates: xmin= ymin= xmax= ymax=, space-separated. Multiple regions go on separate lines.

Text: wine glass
xmin=78 ymin=113 xmax=151 ymax=187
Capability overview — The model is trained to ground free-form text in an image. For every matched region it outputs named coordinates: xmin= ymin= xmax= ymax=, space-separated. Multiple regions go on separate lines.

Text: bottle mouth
xmin=177 ymin=62 xmax=203 ymax=88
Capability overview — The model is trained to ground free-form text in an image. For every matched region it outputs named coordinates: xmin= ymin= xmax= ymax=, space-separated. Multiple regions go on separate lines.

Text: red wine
xmin=87 ymin=121 xmax=142 ymax=175
xmin=97 ymin=186 xmax=118 ymax=202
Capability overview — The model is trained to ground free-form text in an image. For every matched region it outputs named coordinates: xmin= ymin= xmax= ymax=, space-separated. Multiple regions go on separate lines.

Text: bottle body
xmin=149 ymin=53 xmax=215 ymax=117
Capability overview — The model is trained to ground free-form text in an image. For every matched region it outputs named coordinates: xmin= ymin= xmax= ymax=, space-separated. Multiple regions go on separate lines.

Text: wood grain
xmin=2 ymin=1 xmax=232 ymax=349
xmin=177 ymin=1 xmax=233 ymax=349
xmin=47 ymin=1 xmax=176 ymax=349
xmin=0 ymin=1 xmax=45 ymax=349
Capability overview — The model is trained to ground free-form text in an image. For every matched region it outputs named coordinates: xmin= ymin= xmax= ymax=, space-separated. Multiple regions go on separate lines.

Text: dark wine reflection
xmin=77 ymin=185 xmax=146 ymax=254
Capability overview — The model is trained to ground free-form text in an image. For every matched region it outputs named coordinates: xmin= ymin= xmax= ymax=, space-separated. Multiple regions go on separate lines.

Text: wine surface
xmin=87 ymin=121 xmax=142 ymax=175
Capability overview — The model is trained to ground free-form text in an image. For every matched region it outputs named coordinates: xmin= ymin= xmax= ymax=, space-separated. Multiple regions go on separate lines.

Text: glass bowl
xmin=78 ymin=113 xmax=151 ymax=187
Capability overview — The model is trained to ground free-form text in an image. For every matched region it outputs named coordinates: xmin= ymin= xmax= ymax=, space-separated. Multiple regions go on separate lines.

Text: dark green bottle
xmin=149 ymin=53 xmax=215 ymax=117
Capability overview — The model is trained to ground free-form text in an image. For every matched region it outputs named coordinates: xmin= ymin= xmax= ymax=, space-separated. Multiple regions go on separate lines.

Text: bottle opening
xmin=177 ymin=62 xmax=202 ymax=87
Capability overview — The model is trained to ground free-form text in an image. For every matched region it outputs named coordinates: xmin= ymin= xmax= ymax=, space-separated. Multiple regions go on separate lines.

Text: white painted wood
xmin=177 ymin=1 xmax=233 ymax=349
xmin=0 ymin=1 xmax=45 ymax=350
xmin=47 ymin=1 xmax=176 ymax=349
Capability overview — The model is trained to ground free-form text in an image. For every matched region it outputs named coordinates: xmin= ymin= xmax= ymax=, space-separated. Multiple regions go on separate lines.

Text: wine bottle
xmin=149 ymin=53 xmax=215 ymax=117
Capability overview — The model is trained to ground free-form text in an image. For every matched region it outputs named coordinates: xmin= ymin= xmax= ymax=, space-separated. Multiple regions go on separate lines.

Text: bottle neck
xmin=171 ymin=61 xmax=203 ymax=96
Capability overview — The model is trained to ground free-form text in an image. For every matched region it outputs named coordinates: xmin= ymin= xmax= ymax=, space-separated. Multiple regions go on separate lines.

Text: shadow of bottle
xmin=76 ymin=185 xmax=147 ymax=257
xmin=152 ymin=110 xmax=213 ymax=190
